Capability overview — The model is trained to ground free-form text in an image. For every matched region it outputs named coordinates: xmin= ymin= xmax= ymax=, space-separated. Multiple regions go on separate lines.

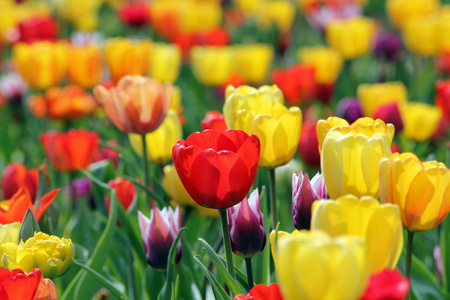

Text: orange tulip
xmin=1 ymin=163 xmax=38 ymax=202
xmin=35 ymin=278 xmax=58 ymax=300
xmin=40 ymin=130 xmax=100 ymax=173
xmin=67 ymin=44 xmax=102 ymax=89
xmin=105 ymin=177 xmax=136 ymax=211
xmin=0 ymin=188 xmax=60 ymax=224
xmin=94 ymin=75 xmax=173 ymax=135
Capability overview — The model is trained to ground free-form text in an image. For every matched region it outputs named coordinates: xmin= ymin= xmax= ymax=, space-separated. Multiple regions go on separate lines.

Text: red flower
xmin=172 ymin=130 xmax=260 ymax=209
xmin=40 ymin=129 xmax=100 ymax=172
xmin=271 ymin=65 xmax=316 ymax=106
xmin=1 ymin=163 xmax=38 ymax=201
xmin=194 ymin=28 xmax=230 ymax=46
xmin=360 ymin=269 xmax=410 ymax=300
xmin=105 ymin=177 xmax=136 ymax=211
xmin=234 ymin=283 xmax=284 ymax=300
xmin=201 ymin=111 xmax=228 ymax=132
xmin=217 ymin=73 xmax=247 ymax=98
xmin=436 ymin=80 xmax=450 ymax=122
xmin=16 ymin=17 xmax=58 ymax=44
xmin=0 ymin=269 xmax=42 ymax=300
xmin=373 ymin=102 xmax=404 ymax=131
xmin=118 ymin=2 xmax=150 ymax=28
xmin=298 ymin=121 xmax=320 ymax=169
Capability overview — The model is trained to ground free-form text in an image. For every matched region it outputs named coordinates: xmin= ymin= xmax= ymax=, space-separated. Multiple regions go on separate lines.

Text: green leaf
xmin=194 ymin=255 xmax=230 ymax=300
xmin=171 ymin=275 xmax=180 ymax=300
xmin=441 ymin=217 xmax=450 ymax=293
xmin=34 ymin=161 xmax=50 ymax=206
xmin=18 ymin=208 xmax=40 ymax=243
xmin=409 ymin=253 xmax=447 ymax=300
xmin=73 ymin=260 xmax=129 ymax=300
xmin=197 ymin=238 xmax=247 ymax=296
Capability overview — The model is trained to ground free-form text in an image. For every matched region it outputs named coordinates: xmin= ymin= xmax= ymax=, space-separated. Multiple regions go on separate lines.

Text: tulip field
xmin=1 ymin=0 xmax=450 ymax=299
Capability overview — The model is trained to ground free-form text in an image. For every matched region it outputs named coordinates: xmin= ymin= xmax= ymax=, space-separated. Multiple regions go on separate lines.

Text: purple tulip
xmin=138 ymin=205 xmax=182 ymax=270
xmin=374 ymin=32 xmax=403 ymax=62
xmin=292 ymin=171 xmax=329 ymax=230
xmin=336 ymin=98 xmax=363 ymax=124
xmin=227 ymin=189 xmax=266 ymax=258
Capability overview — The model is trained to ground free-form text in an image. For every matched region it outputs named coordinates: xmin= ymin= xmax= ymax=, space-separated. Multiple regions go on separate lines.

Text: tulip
xmin=233 ymin=44 xmax=274 ymax=84
xmin=298 ymin=46 xmax=343 ymax=84
xmin=401 ymin=102 xmax=442 ymax=141
xmin=129 ymin=110 xmax=182 ymax=164
xmin=0 ymin=223 xmax=20 ymax=268
xmin=0 ymin=268 xmax=42 ymax=300
xmin=1 ymin=163 xmax=38 ymax=201
xmin=335 ymin=98 xmax=364 ymax=124
xmin=386 ymin=0 xmax=439 ymax=29
xmin=325 ymin=16 xmax=375 ymax=59
xmin=118 ymin=2 xmax=150 ymax=28
xmin=57 ymin=0 xmax=100 ymax=31
xmin=373 ymin=102 xmax=404 ymax=131
xmin=402 ymin=16 xmax=439 ymax=57
xmin=175 ymin=1 xmax=222 ymax=35
xmin=227 ymin=189 xmax=266 ymax=258
xmin=138 ymin=205 xmax=182 ymax=270
xmin=94 ymin=75 xmax=174 ymax=135
xmin=234 ymin=283 xmax=284 ymax=300
xmin=0 ymin=188 xmax=59 ymax=224
xmin=172 ymin=129 xmax=260 ymax=209
xmin=193 ymin=28 xmax=230 ymax=47
xmin=276 ymin=230 xmax=369 ymax=300
xmin=311 ymin=195 xmax=403 ymax=274
xmin=35 ymin=278 xmax=58 ymax=300
xmin=103 ymin=38 xmax=151 ymax=82
xmin=16 ymin=16 xmax=58 ymax=44
xmin=0 ymin=72 xmax=27 ymax=104
xmin=292 ymin=171 xmax=328 ymax=230
xmin=374 ymin=32 xmax=403 ymax=62
xmin=105 ymin=177 xmax=136 ymax=212
xmin=271 ymin=65 xmax=316 ymax=106
xmin=2 ymin=232 xmax=74 ymax=279
xmin=66 ymin=178 xmax=92 ymax=200
xmin=316 ymin=117 xmax=351 ymax=152
xmin=298 ymin=121 xmax=321 ymax=168
xmin=201 ymin=111 xmax=228 ymax=132
xmin=12 ymin=41 xmax=68 ymax=90
xmin=40 ymin=129 xmax=99 ymax=172
xmin=190 ymin=46 xmax=235 ymax=86
xmin=379 ymin=152 xmax=450 ymax=231
xmin=361 ymin=269 xmax=410 ymax=300
xmin=257 ymin=0 xmax=296 ymax=33
xmin=269 ymin=229 xmax=301 ymax=268
xmin=436 ymin=80 xmax=450 ymax=122
xmin=67 ymin=44 xmax=102 ymax=89
xmin=357 ymin=82 xmax=408 ymax=118
xmin=149 ymin=43 xmax=181 ymax=83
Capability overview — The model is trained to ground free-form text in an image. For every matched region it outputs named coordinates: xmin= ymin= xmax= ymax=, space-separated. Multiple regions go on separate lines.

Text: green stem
xmin=141 ymin=134 xmax=151 ymax=206
xmin=245 ymin=258 xmax=254 ymax=291
xmin=219 ymin=209 xmax=235 ymax=280
xmin=405 ymin=230 xmax=414 ymax=300
xmin=269 ymin=168 xmax=277 ymax=230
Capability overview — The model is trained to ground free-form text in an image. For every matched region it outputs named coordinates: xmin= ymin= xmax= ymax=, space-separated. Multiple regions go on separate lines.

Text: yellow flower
xmin=438 ymin=6 xmax=450 ymax=52
xmin=298 ymin=46 xmax=343 ymax=84
xmin=2 ymin=232 xmax=74 ymax=279
xmin=379 ymin=152 xmax=450 ymax=231
xmin=0 ymin=222 xmax=20 ymax=268
xmin=257 ymin=0 xmax=296 ymax=33
xmin=190 ymin=46 xmax=235 ymax=86
xmin=234 ymin=0 xmax=262 ymax=15
xmin=402 ymin=15 xmax=439 ymax=57
xmin=311 ymin=195 xmax=403 ymax=274
xmin=326 ymin=17 xmax=376 ymax=59
xmin=233 ymin=44 xmax=274 ymax=83
xmin=68 ymin=44 xmax=102 ymax=89
xmin=103 ymin=38 xmax=151 ymax=82
xmin=321 ymin=126 xmax=392 ymax=199
xmin=269 ymin=229 xmax=301 ymax=268
xmin=357 ymin=82 xmax=408 ymax=117
xmin=178 ymin=1 xmax=222 ymax=34
xmin=276 ymin=230 xmax=369 ymax=300
xmin=13 ymin=41 xmax=69 ymax=90
xmin=129 ymin=110 xmax=182 ymax=164
xmin=149 ymin=43 xmax=181 ymax=83
xmin=163 ymin=164 xmax=218 ymax=217
xmin=401 ymin=102 xmax=442 ymax=141
xmin=387 ymin=0 xmax=439 ymax=29
xmin=57 ymin=0 xmax=101 ymax=31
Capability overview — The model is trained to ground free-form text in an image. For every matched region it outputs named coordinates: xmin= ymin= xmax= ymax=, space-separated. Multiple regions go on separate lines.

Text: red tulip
xmin=234 ymin=283 xmax=285 ymax=300
xmin=436 ymin=80 xmax=450 ymax=122
xmin=118 ymin=2 xmax=150 ymax=28
xmin=298 ymin=121 xmax=320 ymax=169
xmin=40 ymin=129 xmax=100 ymax=172
xmin=172 ymin=130 xmax=260 ymax=209
xmin=0 ymin=268 xmax=42 ymax=300
xmin=105 ymin=177 xmax=136 ymax=212
xmin=373 ymin=102 xmax=404 ymax=131
xmin=271 ymin=65 xmax=316 ymax=106
xmin=1 ymin=163 xmax=38 ymax=201
xmin=194 ymin=28 xmax=230 ymax=46
xmin=16 ymin=17 xmax=58 ymax=44
xmin=201 ymin=111 xmax=228 ymax=132
xmin=360 ymin=269 xmax=409 ymax=300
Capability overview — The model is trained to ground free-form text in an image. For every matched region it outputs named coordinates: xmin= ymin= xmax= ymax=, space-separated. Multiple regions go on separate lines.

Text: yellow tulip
xmin=163 ymin=164 xmax=218 ymax=217
xmin=0 ymin=222 xmax=20 ymax=268
xmin=190 ymin=46 xmax=235 ymax=86
xmin=277 ymin=230 xmax=369 ymax=300
xmin=298 ymin=46 xmax=343 ymax=84
xmin=13 ymin=41 xmax=68 ymax=90
xmin=149 ymin=43 xmax=181 ymax=83
xmin=233 ymin=0 xmax=262 ymax=15
xmin=233 ymin=44 xmax=274 ymax=83
xmin=321 ymin=126 xmax=392 ymax=199
xmin=269 ymin=229 xmax=301 ymax=268
xmin=103 ymin=38 xmax=151 ymax=82
xmin=438 ymin=7 xmax=450 ymax=52
xmin=129 ymin=110 xmax=182 ymax=164
xmin=257 ymin=0 xmax=296 ymax=33
xmin=386 ymin=0 xmax=439 ymax=29
xmin=2 ymin=232 xmax=74 ymax=279
xmin=311 ymin=195 xmax=403 ymax=274
xmin=402 ymin=16 xmax=439 ymax=57
xmin=357 ymin=82 xmax=408 ymax=117
xmin=67 ymin=44 xmax=102 ymax=89
xmin=178 ymin=1 xmax=222 ymax=34
xmin=326 ymin=17 xmax=376 ymax=59
xmin=57 ymin=0 xmax=101 ymax=31
xmin=379 ymin=152 xmax=450 ymax=231
xmin=401 ymin=102 xmax=442 ymax=141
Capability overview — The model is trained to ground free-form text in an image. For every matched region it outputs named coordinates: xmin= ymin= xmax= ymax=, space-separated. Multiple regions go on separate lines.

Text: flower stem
xmin=141 ymin=134 xmax=150 ymax=206
xmin=405 ymin=230 xmax=414 ymax=299
xmin=219 ymin=209 xmax=235 ymax=280
xmin=269 ymin=168 xmax=277 ymax=230
xmin=245 ymin=258 xmax=254 ymax=291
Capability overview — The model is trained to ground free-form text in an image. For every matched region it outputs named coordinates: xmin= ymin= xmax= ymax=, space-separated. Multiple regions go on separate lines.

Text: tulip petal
xmin=34 ymin=189 xmax=60 ymax=221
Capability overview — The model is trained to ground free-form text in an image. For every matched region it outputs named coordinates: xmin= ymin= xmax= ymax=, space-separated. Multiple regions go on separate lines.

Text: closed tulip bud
xmin=387 ymin=0 xmax=439 ymax=29
xmin=401 ymin=102 xmax=442 ymax=141
xmin=379 ymin=152 xmax=450 ymax=231
xmin=138 ymin=205 xmax=182 ymax=270
xmin=373 ymin=102 xmax=404 ymax=131
xmin=201 ymin=111 xmax=228 ymax=131
xmin=257 ymin=0 xmax=295 ymax=32
xmin=336 ymin=98 xmax=363 ymax=124
xmin=227 ymin=189 xmax=266 ymax=258
xmin=105 ymin=177 xmax=136 ymax=212
xmin=35 ymin=277 xmax=58 ymax=300
xmin=276 ymin=231 xmax=370 ymax=300
xmin=67 ymin=44 xmax=102 ymax=89
xmin=129 ymin=110 xmax=182 ymax=164
xmin=1 ymin=163 xmax=38 ymax=201
xmin=233 ymin=44 xmax=274 ymax=83
xmin=298 ymin=46 xmax=343 ymax=84
xmin=374 ymin=32 xmax=403 ymax=62
xmin=2 ymin=232 xmax=74 ymax=279
xmin=149 ymin=43 xmax=181 ymax=83
xmin=191 ymin=46 xmax=235 ymax=86
xmin=357 ymin=82 xmax=408 ymax=118
xmin=298 ymin=121 xmax=321 ymax=168
xmin=271 ymin=65 xmax=316 ymax=106
xmin=292 ymin=171 xmax=328 ymax=230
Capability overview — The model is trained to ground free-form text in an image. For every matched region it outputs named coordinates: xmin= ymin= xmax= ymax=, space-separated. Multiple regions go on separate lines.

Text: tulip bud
xmin=336 ymin=98 xmax=363 ymax=124
xmin=292 ymin=171 xmax=328 ymax=230
xmin=105 ymin=177 xmax=136 ymax=212
xmin=201 ymin=111 xmax=228 ymax=132
xmin=1 ymin=162 xmax=38 ymax=201
xmin=373 ymin=102 xmax=404 ymax=131
xmin=227 ymin=189 xmax=266 ymax=258
xmin=138 ymin=206 xmax=182 ymax=270
xmin=298 ymin=121 xmax=320 ymax=169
